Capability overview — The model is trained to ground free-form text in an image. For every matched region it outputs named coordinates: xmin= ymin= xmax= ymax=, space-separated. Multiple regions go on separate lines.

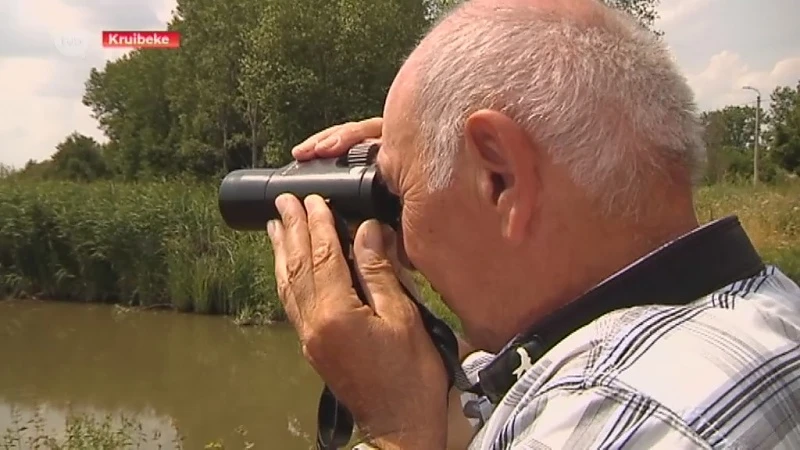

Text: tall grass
xmin=0 ymin=179 xmax=283 ymax=321
xmin=0 ymin=179 xmax=798 ymax=323
xmin=695 ymin=181 xmax=800 ymax=282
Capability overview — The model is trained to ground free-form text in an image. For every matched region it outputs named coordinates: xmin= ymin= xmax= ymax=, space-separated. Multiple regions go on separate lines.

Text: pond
xmin=0 ymin=299 xmax=324 ymax=449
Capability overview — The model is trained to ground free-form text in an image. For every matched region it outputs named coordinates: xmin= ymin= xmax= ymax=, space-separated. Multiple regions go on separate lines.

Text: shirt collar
xmin=474 ymin=215 xmax=765 ymax=403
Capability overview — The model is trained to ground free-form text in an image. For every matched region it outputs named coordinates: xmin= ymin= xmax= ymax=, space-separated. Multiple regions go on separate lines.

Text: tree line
xmin=702 ymin=85 xmax=800 ymax=184
xmin=8 ymin=0 xmax=797 ymax=185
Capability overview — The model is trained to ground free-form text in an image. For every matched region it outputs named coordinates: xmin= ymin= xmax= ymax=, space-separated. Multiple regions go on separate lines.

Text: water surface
xmin=0 ymin=299 xmax=323 ymax=448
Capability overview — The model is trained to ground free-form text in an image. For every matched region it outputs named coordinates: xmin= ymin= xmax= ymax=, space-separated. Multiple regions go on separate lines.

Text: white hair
xmin=411 ymin=1 xmax=706 ymax=218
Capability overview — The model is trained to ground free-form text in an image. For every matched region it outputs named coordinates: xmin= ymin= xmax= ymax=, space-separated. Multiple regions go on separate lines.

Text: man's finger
xmin=353 ymin=220 xmax=418 ymax=322
xmin=275 ymin=193 xmax=316 ymax=319
xmin=267 ymin=219 xmax=302 ymax=332
xmin=313 ymin=118 xmax=384 ymax=158
xmin=293 ymin=117 xmax=384 ymax=161
xmin=291 ymin=124 xmax=345 ymax=160
xmin=304 ymin=195 xmax=361 ymax=311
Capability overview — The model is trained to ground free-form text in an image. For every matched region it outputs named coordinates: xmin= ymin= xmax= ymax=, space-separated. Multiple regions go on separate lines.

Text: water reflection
xmin=0 ymin=299 xmax=322 ymax=449
xmin=0 ymin=402 xmax=181 ymax=448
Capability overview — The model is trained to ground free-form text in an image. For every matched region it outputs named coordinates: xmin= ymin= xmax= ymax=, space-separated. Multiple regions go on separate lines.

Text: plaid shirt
xmin=460 ymin=264 xmax=800 ymax=449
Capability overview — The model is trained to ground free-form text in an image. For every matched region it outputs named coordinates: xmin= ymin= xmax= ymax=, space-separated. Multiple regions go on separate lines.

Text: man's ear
xmin=464 ymin=110 xmax=538 ymax=244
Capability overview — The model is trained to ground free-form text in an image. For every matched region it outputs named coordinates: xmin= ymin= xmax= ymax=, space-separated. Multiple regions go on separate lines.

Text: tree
xmin=168 ymin=0 xmax=257 ymax=174
xmin=70 ymin=0 xmax=665 ymax=180
xmin=0 ymin=164 xmax=15 ymax=178
xmin=237 ymin=42 xmax=266 ymax=169
xmin=700 ymin=105 xmax=775 ymax=183
xmin=242 ymin=0 xmax=433 ymax=166
xmin=602 ymin=0 xmax=661 ymax=32
xmin=82 ymin=49 xmax=179 ymax=180
xmin=49 ymin=132 xmax=109 ymax=182
xmin=18 ymin=160 xmax=55 ymax=180
xmin=768 ymin=81 xmax=800 ymax=175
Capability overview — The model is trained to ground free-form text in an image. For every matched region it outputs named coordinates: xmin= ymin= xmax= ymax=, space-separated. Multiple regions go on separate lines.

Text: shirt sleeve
xmin=499 ymin=383 xmax=711 ymax=450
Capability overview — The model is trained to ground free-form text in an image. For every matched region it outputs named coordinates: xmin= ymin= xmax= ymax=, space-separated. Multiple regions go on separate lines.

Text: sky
xmin=1 ymin=0 xmax=799 ymax=169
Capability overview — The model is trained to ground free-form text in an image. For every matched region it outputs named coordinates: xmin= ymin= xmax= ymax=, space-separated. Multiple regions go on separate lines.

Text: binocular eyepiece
xmin=218 ymin=142 xmax=401 ymax=231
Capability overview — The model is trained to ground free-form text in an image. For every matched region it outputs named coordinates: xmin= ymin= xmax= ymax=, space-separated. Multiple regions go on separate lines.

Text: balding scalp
xmin=408 ymin=0 xmax=705 ymax=219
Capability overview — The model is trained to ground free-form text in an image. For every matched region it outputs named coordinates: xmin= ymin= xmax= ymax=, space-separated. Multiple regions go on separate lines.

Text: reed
xmin=1 ymin=178 xmax=798 ymax=328
xmin=0 ymin=179 xmax=283 ymax=322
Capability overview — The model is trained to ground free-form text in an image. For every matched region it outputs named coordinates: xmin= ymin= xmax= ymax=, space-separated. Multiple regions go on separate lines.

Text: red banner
xmin=102 ymin=31 xmax=181 ymax=49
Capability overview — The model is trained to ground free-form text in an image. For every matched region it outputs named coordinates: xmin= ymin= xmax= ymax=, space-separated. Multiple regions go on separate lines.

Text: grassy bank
xmin=1 ymin=179 xmax=799 ymax=326
xmin=0 ymin=180 xmax=282 ymax=322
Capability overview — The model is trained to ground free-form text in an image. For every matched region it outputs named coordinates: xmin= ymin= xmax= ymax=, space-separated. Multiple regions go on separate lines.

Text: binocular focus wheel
xmin=346 ymin=143 xmax=380 ymax=167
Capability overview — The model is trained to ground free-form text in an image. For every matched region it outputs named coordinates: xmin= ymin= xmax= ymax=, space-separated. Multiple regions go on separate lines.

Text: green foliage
xmin=700 ymin=83 xmax=800 ymax=184
xmin=701 ymin=105 xmax=764 ymax=183
xmin=7 ymin=134 xmax=109 ymax=183
xmin=602 ymin=0 xmax=661 ymax=31
xmin=705 ymin=145 xmax=783 ymax=185
xmin=3 ymin=178 xmax=797 ymax=331
xmin=83 ymin=48 xmax=183 ymax=180
xmin=0 ymin=164 xmax=14 ymax=179
xmin=702 ymin=106 xmax=762 ymax=150
xmin=694 ymin=181 xmax=800 ymax=283
xmin=16 ymin=0 xmax=662 ymax=181
xmin=49 ymin=133 xmax=109 ymax=182
xmin=767 ymin=81 xmax=800 ymax=175
xmin=0 ymin=179 xmax=282 ymax=320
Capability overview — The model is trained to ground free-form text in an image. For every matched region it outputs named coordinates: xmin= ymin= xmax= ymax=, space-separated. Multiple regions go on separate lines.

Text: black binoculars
xmin=217 ymin=142 xmax=458 ymax=450
xmin=218 ymin=142 xmax=401 ymax=231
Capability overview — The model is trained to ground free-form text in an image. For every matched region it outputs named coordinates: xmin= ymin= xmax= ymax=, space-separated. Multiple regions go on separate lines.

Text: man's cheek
xmin=397 ymin=237 xmax=415 ymax=271
xmin=388 ymin=225 xmax=414 ymax=271
xmin=399 ymin=227 xmax=423 ymax=273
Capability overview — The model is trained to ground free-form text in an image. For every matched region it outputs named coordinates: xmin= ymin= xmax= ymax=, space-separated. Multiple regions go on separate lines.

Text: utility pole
xmin=742 ymin=86 xmax=761 ymax=186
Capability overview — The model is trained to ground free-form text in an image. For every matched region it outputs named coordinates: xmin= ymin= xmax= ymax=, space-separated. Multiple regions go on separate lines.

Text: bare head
xmin=377 ymin=0 xmax=704 ymax=351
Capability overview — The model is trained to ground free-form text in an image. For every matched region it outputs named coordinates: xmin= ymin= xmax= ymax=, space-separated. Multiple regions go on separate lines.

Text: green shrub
xmin=0 ymin=180 xmax=279 ymax=320
xmin=1 ymin=178 xmax=798 ymax=326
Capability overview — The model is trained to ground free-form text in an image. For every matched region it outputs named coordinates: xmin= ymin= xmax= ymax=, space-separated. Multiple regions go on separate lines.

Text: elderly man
xmin=266 ymin=0 xmax=800 ymax=448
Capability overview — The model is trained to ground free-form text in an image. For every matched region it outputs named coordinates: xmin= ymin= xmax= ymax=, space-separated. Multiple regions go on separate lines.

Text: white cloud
xmin=155 ymin=0 xmax=178 ymax=24
xmin=19 ymin=0 xmax=85 ymax=30
xmin=656 ymin=0 xmax=800 ymax=112
xmin=687 ymin=53 xmax=800 ymax=111
xmin=1 ymin=0 xmax=798 ymax=168
xmin=0 ymin=0 xmax=171 ymax=168
xmin=0 ymin=57 xmax=103 ymax=168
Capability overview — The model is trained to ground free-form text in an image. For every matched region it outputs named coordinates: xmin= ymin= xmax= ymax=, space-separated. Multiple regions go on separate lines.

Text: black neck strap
xmin=475 ymin=215 xmax=765 ymax=404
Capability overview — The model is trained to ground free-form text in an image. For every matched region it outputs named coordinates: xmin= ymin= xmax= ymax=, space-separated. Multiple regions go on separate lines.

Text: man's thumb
xmin=353 ymin=220 xmax=408 ymax=317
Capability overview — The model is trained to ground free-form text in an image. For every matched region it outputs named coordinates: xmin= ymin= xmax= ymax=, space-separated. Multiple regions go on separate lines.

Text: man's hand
xmin=267 ymin=193 xmax=448 ymax=449
xmin=291 ymin=117 xmax=383 ymax=161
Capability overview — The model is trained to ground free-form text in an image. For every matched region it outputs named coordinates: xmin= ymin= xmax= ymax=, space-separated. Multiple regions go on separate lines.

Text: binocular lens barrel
xmin=218 ymin=169 xmax=277 ymax=231
xmin=218 ymin=145 xmax=401 ymax=231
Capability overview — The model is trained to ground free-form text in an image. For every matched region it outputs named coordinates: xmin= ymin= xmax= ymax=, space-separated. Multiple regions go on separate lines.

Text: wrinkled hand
xmin=267 ymin=193 xmax=448 ymax=449
xmin=291 ymin=117 xmax=383 ymax=161
xmin=291 ymin=116 xmax=386 ymax=241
